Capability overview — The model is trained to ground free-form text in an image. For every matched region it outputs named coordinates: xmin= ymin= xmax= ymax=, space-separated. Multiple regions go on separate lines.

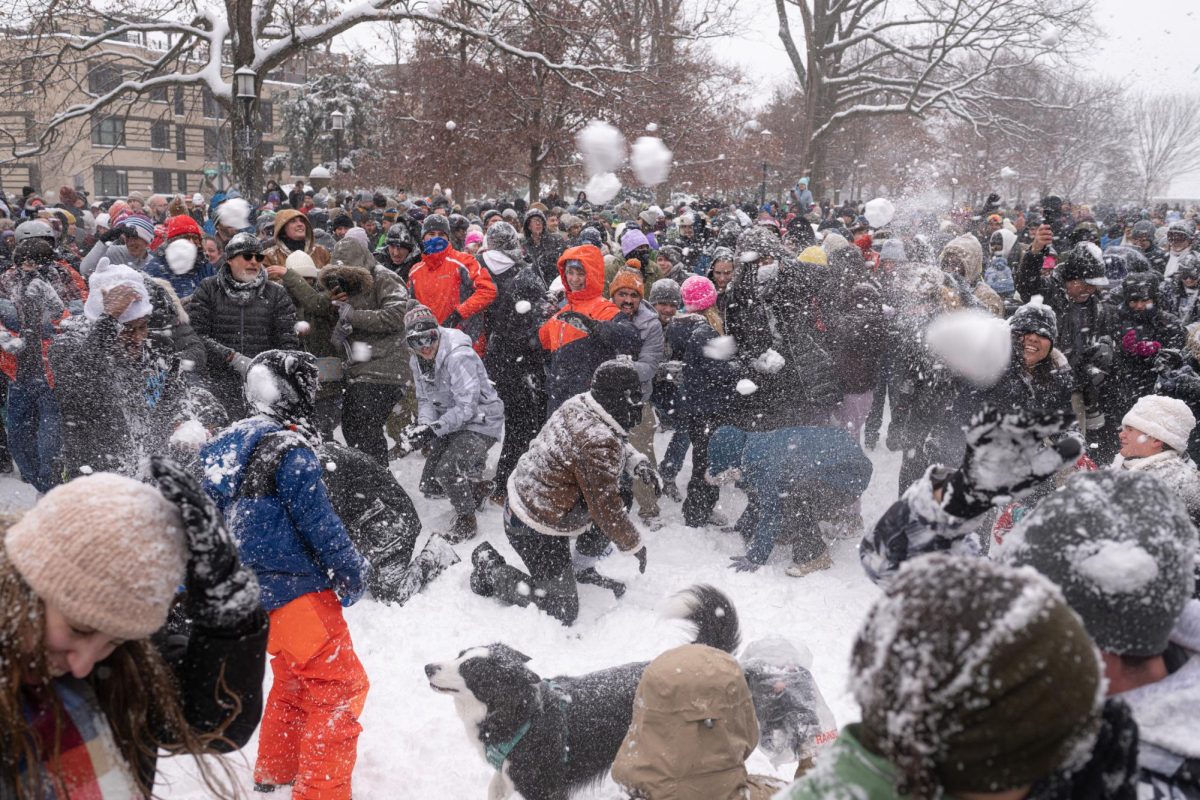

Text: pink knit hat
xmin=680 ymin=275 xmax=717 ymax=313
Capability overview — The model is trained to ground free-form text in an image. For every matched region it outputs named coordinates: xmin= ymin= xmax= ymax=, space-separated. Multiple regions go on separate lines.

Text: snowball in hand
xmin=925 ymin=309 xmax=1012 ymax=388
xmin=576 ymin=120 xmax=626 ymax=175
xmin=165 ymin=239 xmax=198 ymax=276
xmin=514 ymin=300 xmax=532 ymax=314
xmin=736 ymin=378 xmax=758 ymax=395
xmin=863 ymin=197 xmax=896 ymax=229
xmin=584 ymin=172 xmax=622 ymax=205
xmin=631 ymin=136 xmax=672 ymax=187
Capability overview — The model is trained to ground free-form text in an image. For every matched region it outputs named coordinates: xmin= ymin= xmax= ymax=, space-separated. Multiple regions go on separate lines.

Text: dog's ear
xmin=488 ymin=643 xmax=533 ymax=666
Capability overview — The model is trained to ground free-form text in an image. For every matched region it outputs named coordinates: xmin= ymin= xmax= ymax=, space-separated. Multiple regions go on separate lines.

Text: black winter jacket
xmin=189 ymin=266 xmax=299 ymax=412
xmin=480 ymin=251 xmax=551 ymax=392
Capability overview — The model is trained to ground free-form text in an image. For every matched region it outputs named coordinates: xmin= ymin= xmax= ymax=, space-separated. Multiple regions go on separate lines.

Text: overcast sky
xmin=711 ymin=0 xmax=1200 ymax=197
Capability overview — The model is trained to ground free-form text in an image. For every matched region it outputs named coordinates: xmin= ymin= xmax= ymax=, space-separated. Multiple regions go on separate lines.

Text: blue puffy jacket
xmin=144 ymin=255 xmax=216 ymax=299
xmin=202 ymin=416 xmax=365 ymax=611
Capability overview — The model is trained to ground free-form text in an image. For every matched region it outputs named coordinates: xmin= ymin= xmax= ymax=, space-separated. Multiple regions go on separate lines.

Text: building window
xmin=150 ymin=120 xmax=170 ymax=150
xmin=262 ymin=142 xmax=275 ymax=157
xmin=94 ymin=166 xmax=128 ymax=197
xmin=152 ymin=169 xmax=173 ymax=194
xmin=91 ymin=116 xmax=125 ymax=147
xmin=174 ymin=85 xmax=185 ymax=116
xmin=175 ymin=127 xmax=187 ymax=160
xmin=203 ymin=128 xmax=222 ymax=160
xmin=87 ymin=62 xmax=122 ymax=96
xmin=176 ymin=171 xmax=189 ymax=193
xmin=148 ymin=85 xmax=168 ymax=103
xmin=201 ymin=86 xmax=220 ymax=119
xmin=20 ymin=61 xmax=34 ymax=95
xmin=259 ymin=100 xmax=273 ymax=130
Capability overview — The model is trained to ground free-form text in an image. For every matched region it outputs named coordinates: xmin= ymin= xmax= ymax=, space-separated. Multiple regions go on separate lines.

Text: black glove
xmin=1154 ymin=348 xmax=1185 ymax=374
xmin=395 ymin=423 xmax=436 ymax=457
xmin=149 ymin=456 xmax=260 ymax=629
xmin=442 ymin=309 xmax=463 ymax=329
xmin=941 ymin=405 xmax=1081 ymax=520
xmin=100 ymin=225 xmax=127 ymax=244
xmin=559 ymin=310 xmax=597 ymax=333
xmin=633 ymin=546 xmax=647 ymax=574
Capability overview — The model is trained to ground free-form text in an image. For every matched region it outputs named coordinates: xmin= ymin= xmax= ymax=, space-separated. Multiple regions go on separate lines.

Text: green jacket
xmin=778 ymin=725 xmax=903 ymax=800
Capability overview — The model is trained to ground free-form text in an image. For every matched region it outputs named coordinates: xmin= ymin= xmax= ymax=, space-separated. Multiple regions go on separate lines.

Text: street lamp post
xmin=331 ymin=110 xmax=345 ymax=176
xmin=233 ymin=67 xmax=256 ymax=195
xmin=759 ymin=129 xmax=772 ymax=207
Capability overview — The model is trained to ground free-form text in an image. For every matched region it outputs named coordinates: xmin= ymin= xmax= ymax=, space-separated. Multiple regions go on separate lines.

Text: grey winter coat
xmin=627 ymin=300 xmax=665 ymax=402
xmin=410 ymin=326 xmax=504 ymax=439
xmin=317 ymin=263 xmax=409 ymax=385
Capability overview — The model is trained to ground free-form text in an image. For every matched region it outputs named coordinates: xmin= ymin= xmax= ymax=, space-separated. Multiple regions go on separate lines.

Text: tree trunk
xmin=527 ymin=142 xmax=542 ymax=203
xmin=230 ymin=96 xmax=264 ymax=201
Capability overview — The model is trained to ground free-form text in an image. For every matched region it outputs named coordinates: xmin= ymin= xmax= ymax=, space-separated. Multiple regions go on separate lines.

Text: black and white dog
xmin=425 ymin=585 xmax=741 ymax=800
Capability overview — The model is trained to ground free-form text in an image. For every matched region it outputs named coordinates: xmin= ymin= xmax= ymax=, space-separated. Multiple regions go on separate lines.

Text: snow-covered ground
xmin=6 ymin=428 xmax=903 ymax=798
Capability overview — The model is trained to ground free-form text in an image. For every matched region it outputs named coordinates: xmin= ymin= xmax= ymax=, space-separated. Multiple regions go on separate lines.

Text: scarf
xmin=219 ymin=265 xmax=266 ymax=307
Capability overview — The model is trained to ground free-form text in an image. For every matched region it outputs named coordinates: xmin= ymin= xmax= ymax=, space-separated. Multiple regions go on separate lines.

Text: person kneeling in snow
xmin=705 ymin=422 xmax=872 ymax=576
xmin=201 ymin=350 xmax=368 ymax=800
xmin=395 ymin=303 xmax=504 ymax=543
xmin=469 ymin=358 xmax=657 ymax=626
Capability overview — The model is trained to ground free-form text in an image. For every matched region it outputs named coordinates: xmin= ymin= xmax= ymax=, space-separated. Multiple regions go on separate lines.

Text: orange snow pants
xmin=254 ymin=590 xmax=369 ymax=800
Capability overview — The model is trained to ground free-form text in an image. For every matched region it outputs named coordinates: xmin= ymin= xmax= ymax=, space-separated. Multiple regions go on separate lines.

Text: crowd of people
xmin=0 ymin=175 xmax=1197 ymax=799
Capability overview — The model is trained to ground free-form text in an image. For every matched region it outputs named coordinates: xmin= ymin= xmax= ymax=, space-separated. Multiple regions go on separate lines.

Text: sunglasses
xmin=407 ymin=331 xmax=439 ymax=348
xmin=238 ymin=252 xmax=266 ymax=262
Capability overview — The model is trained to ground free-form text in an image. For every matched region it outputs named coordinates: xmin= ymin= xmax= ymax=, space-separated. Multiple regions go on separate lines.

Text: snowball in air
xmin=584 ymin=172 xmax=622 ymax=205
xmin=170 ymin=419 xmax=209 ymax=447
xmin=351 ymin=341 xmax=373 ymax=363
xmin=631 ymin=136 xmax=673 ymax=187
xmin=1038 ymin=26 xmax=1060 ymax=47
xmin=294 ymin=320 xmax=311 ymax=335
xmin=924 ymin=309 xmax=1012 ymax=388
xmin=576 ymin=120 xmax=627 ymax=176
xmin=863 ymin=197 xmax=896 ymax=229
xmin=645 ymin=122 xmax=659 ymax=132
xmin=445 ymin=120 xmax=457 ymax=131
xmin=736 ymin=378 xmax=758 ymax=395
xmin=514 ymin=300 xmax=532 ymax=314
xmin=1000 ymin=166 xmax=1018 ymax=179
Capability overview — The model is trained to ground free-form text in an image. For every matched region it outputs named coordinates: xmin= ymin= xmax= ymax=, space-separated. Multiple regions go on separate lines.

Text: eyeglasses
xmin=407 ymin=331 xmax=439 ymax=348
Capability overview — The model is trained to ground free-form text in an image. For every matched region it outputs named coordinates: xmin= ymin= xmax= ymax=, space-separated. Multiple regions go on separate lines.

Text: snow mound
xmin=863 ymin=198 xmax=895 ymax=229
xmin=737 ymin=378 xmax=758 ymax=395
xmin=584 ymin=172 xmax=622 ymax=205
xmin=704 ymin=335 xmax=737 ymax=361
xmin=576 ymin=120 xmax=626 ymax=176
xmin=925 ymin=309 xmax=1012 ymax=388
xmin=631 ymin=136 xmax=672 ymax=187
xmin=752 ymin=348 xmax=785 ymax=374
xmin=1074 ymin=539 xmax=1159 ymax=594
xmin=514 ymin=300 xmax=532 ymax=315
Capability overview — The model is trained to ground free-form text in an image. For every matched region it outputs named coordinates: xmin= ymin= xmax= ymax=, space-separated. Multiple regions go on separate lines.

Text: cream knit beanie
xmin=6 ymin=474 xmax=186 ymax=640
xmin=1122 ymin=395 xmax=1196 ymax=453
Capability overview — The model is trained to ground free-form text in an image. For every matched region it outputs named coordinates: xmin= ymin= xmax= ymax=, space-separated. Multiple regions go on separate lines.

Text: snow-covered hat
xmin=1122 ymin=394 xmax=1196 ymax=453
xmin=84 ymin=258 xmax=153 ymax=323
xmin=1009 ymin=297 xmax=1057 ymax=345
xmin=1002 ymin=471 xmax=1197 ymax=657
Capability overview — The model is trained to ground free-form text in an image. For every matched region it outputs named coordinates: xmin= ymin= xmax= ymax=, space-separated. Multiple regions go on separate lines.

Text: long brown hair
xmin=0 ymin=524 xmax=242 ymax=798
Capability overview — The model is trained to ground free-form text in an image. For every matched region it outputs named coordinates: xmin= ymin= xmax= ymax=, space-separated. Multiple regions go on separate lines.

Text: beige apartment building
xmin=0 ymin=17 xmax=303 ymax=200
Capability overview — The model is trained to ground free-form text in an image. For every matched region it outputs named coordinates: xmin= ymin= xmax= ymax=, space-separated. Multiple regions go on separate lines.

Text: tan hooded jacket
xmin=263 ymin=209 xmax=331 ymax=269
xmin=612 ymin=645 xmax=784 ymax=800
xmin=940 ymin=233 xmax=1004 ymax=317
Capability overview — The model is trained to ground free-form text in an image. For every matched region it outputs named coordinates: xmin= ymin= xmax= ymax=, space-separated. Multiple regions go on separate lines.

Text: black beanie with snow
xmin=1000 ymin=470 xmax=1197 ymax=657
xmin=1009 ymin=298 xmax=1058 ymax=346
xmin=589 ymin=357 xmax=642 ymax=431
xmin=244 ymin=350 xmax=320 ymax=433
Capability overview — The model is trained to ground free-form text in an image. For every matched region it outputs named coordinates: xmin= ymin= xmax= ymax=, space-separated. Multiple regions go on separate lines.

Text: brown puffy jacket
xmin=505 ymin=391 xmax=640 ymax=551
xmin=263 ymin=209 xmax=331 ymax=269
xmin=612 ymin=645 xmax=784 ymax=800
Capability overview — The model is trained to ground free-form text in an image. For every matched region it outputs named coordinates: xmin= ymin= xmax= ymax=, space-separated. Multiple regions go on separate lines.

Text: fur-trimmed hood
xmin=318 ymin=263 xmax=375 ymax=296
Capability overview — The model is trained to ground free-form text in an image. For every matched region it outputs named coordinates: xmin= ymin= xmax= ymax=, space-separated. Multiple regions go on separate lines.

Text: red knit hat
xmin=165 ymin=214 xmax=202 ymax=241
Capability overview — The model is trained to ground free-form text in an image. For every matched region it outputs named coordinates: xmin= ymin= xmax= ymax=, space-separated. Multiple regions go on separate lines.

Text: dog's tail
xmin=664 ymin=584 xmax=741 ymax=654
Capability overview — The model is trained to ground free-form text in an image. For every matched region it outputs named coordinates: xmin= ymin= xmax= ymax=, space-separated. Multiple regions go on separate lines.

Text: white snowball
xmin=736 ymin=378 xmax=758 ymax=395
xmin=514 ymin=300 xmax=532 ymax=314
xmin=630 ymin=136 xmax=673 ymax=187
xmin=1038 ymin=26 xmax=1059 ymax=47
xmin=924 ymin=309 xmax=1012 ymax=388
xmin=294 ymin=320 xmax=311 ymax=335
xmin=170 ymin=419 xmax=209 ymax=447
xmin=445 ymin=120 xmax=457 ymax=131
xmin=863 ymin=197 xmax=896 ymax=229
xmin=703 ymin=335 xmax=737 ymax=361
xmin=165 ymin=239 xmax=198 ymax=275
xmin=351 ymin=341 xmax=373 ymax=363
xmin=645 ymin=122 xmax=659 ymax=133
xmin=584 ymin=172 xmax=621 ymax=205
xmin=576 ymin=120 xmax=627 ymax=176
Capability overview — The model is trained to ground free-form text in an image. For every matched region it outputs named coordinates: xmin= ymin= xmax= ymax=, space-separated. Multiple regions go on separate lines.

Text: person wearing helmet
xmin=144 ymin=214 xmax=216 ymax=299
xmin=376 ymin=222 xmax=420 ymax=282
xmin=188 ymin=232 xmax=300 ymax=417
xmin=1 ymin=226 xmax=87 ymax=312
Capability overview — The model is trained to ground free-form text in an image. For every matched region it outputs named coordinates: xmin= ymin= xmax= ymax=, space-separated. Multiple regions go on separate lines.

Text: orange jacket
xmin=407 ymin=247 xmax=496 ymax=324
xmin=539 ymin=245 xmax=620 ymax=353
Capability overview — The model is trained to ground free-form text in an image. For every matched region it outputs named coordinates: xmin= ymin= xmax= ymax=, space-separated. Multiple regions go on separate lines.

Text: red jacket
xmin=408 ymin=246 xmax=496 ymax=352
xmin=539 ymin=245 xmax=621 ymax=354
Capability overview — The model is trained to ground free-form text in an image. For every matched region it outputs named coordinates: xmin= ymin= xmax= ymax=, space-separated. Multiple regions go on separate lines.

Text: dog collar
xmin=485 ymin=720 xmax=532 ymax=771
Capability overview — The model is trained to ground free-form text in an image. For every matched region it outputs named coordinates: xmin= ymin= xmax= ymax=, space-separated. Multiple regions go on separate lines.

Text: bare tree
xmin=1129 ymin=94 xmax=1200 ymax=203
xmin=0 ymin=0 xmax=635 ymax=198
xmin=773 ymin=0 xmax=1094 ymax=195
